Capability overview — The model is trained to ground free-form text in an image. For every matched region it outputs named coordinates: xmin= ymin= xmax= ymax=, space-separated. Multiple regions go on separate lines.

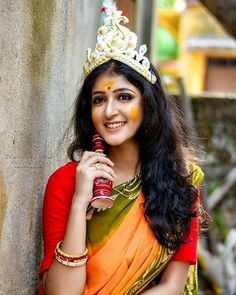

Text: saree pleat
xmin=84 ymin=163 xmax=203 ymax=294
xmin=38 ymin=162 xmax=203 ymax=294
xmin=84 ymin=193 xmax=161 ymax=295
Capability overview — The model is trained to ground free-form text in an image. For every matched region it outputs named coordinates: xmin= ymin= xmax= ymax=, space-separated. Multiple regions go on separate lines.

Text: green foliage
xmin=213 ymin=207 xmax=228 ymax=241
xmin=208 ymin=180 xmax=217 ymax=195
xmin=208 ymin=181 xmax=229 ymax=241
xmin=158 ymin=0 xmax=176 ymax=9
xmin=156 ymin=27 xmax=178 ymax=61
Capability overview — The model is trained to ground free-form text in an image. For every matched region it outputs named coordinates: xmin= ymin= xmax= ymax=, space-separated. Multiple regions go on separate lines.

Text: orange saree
xmin=84 ymin=192 xmax=174 ymax=295
xmin=84 ymin=162 xmax=203 ymax=294
xmin=39 ymin=162 xmax=203 ymax=295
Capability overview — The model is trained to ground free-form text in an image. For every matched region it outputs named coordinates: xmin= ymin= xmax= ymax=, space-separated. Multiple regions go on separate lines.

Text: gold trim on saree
xmin=183 ymin=264 xmax=198 ymax=295
xmin=125 ymin=246 xmax=175 ymax=294
xmin=125 ymin=250 xmax=198 ymax=295
xmin=112 ymin=174 xmax=141 ymax=200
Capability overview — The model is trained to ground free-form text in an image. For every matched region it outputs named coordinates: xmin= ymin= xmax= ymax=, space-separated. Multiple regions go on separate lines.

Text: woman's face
xmin=91 ymin=72 xmax=143 ymax=146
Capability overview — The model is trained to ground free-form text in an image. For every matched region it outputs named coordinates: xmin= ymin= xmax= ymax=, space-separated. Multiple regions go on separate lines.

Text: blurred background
xmin=0 ymin=0 xmax=235 ymax=294
xmin=154 ymin=1 xmax=236 ymax=294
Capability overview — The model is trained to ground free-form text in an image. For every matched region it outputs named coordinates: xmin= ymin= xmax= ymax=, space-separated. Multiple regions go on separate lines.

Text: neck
xmin=108 ymin=140 xmax=140 ymax=178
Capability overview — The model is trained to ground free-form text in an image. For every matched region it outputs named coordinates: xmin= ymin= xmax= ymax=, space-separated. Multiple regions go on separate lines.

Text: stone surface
xmin=0 ymin=1 xmax=100 ymax=293
xmin=1 ymin=1 xmax=235 ymax=294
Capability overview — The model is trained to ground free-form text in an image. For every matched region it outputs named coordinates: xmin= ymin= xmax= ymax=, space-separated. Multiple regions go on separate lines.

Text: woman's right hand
xmin=73 ymin=151 xmax=116 ymax=208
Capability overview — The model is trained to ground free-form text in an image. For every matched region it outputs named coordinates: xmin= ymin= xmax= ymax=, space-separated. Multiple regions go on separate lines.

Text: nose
xmin=105 ymin=98 xmax=118 ymax=118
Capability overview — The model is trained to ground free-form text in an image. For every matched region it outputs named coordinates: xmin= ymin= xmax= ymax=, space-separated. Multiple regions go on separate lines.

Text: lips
xmin=104 ymin=121 xmax=126 ymax=129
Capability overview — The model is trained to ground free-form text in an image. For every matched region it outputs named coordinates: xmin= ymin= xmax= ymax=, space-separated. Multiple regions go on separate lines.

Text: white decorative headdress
xmin=83 ymin=9 xmax=156 ymax=84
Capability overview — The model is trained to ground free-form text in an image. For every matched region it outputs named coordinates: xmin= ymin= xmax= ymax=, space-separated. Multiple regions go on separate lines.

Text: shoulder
xmin=44 ymin=161 xmax=78 ymax=203
xmin=48 ymin=161 xmax=77 ymax=184
xmin=50 ymin=161 xmax=77 ymax=176
xmin=187 ymin=161 xmax=204 ymax=188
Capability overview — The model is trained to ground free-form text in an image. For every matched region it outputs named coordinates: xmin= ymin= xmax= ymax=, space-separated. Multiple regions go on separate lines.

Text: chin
xmin=107 ymin=141 xmax=124 ymax=146
xmin=104 ymin=138 xmax=125 ymax=146
xmin=97 ymin=128 xmax=137 ymax=146
xmin=103 ymin=134 xmax=136 ymax=147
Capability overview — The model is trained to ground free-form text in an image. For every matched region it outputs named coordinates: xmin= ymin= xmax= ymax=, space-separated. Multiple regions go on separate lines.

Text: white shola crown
xmin=83 ymin=10 xmax=157 ymax=84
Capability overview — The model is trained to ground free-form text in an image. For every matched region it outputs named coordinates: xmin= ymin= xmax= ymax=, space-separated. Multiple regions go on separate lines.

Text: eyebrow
xmin=92 ymin=87 xmax=136 ymax=96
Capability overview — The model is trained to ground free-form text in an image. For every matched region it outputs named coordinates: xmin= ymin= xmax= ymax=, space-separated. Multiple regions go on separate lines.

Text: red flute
xmin=90 ymin=134 xmax=114 ymax=209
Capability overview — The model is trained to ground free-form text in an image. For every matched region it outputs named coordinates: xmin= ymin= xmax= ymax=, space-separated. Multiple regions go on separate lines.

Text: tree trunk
xmin=199 ymin=0 xmax=236 ymax=38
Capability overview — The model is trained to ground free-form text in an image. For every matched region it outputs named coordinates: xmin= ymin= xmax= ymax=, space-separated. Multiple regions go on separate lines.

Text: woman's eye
xmin=119 ymin=93 xmax=133 ymax=101
xmin=92 ymin=97 xmax=104 ymax=105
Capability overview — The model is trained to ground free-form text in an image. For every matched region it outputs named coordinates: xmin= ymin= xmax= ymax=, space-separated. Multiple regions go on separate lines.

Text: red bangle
xmin=55 ymin=241 xmax=88 ymax=267
xmin=55 ymin=250 xmax=88 ymax=262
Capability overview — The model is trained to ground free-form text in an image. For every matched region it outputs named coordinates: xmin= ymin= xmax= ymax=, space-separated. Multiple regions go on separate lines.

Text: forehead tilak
xmin=101 ymin=80 xmax=116 ymax=90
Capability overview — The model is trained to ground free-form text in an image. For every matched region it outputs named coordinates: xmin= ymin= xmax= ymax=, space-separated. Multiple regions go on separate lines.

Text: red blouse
xmin=40 ymin=161 xmax=198 ymax=277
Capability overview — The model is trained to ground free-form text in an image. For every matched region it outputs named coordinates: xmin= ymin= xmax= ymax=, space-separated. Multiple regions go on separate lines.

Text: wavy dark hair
xmin=68 ymin=60 xmax=206 ymax=250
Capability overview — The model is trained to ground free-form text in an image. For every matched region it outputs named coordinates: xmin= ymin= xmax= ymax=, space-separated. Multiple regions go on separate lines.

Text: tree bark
xmin=199 ymin=0 xmax=236 ymax=38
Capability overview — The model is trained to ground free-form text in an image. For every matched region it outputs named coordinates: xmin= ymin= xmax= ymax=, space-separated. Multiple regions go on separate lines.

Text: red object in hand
xmin=91 ymin=134 xmax=113 ymax=209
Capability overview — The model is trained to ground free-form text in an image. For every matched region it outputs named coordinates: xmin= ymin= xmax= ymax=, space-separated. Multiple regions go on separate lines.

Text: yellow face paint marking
xmin=92 ymin=113 xmax=99 ymax=124
xmin=130 ymin=106 xmax=141 ymax=121
xmin=101 ymin=80 xmax=116 ymax=90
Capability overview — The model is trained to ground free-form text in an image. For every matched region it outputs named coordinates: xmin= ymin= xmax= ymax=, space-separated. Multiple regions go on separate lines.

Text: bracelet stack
xmin=55 ymin=241 xmax=88 ymax=267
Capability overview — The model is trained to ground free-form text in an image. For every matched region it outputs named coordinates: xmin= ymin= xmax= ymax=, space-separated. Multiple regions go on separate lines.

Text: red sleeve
xmin=171 ymin=216 xmax=199 ymax=265
xmin=39 ymin=162 xmax=77 ymax=278
xmin=171 ymin=166 xmax=203 ymax=265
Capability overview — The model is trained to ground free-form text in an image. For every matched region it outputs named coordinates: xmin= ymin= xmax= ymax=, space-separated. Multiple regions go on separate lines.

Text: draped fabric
xmin=39 ymin=161 xmax=203 ymax=294
xmin=83 ymin=162 xmax=203 ymax=294
xmin=84 ymin=192 xmax=174 ymax=295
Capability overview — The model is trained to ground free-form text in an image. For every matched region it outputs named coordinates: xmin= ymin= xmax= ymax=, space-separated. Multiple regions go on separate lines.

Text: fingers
xmin=87 ymin=154 xmax=114 ymax=168
xmin=86 ymin=207 xmax=95 ymax=220
xmin=80 ymin=151 xmax=103 ymax=161
xmin=92 ymin=169 xmax=116 ymax=182
xmin=91 ymin=163 xmax=116 ymax=180
xmin=80 ymin=151 xmax=111 ymax=165
xmin=78 ymin=151 xmax=116 ymax=181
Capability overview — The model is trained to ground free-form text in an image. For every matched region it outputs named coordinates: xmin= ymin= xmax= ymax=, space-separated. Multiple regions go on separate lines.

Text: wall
xmin=179 ymin=2 xmax=236 ymax=95
xmin=1 ymin=1 xmax=235 ymax=294
xmin=0 ymin=0 xmax=101 ymax=293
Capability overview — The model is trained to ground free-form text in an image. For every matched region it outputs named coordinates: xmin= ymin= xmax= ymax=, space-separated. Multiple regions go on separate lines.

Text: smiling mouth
xmin=105 ymin=122 xmax=126 ymax=129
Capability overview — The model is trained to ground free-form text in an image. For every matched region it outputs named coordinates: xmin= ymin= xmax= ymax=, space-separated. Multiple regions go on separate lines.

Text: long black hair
xmin=68 ymin=60 xmax=204 ymax=250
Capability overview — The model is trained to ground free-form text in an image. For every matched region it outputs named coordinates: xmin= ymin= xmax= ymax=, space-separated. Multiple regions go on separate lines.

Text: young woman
xmin=39 ymin=10 xmax=209 ymax=295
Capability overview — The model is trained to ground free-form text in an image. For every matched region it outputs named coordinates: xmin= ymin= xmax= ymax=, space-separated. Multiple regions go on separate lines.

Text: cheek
xmin=130 ymin=106 xmax=142 ymax=122
xmin=91 ymin=111 xmax=99 ymax=125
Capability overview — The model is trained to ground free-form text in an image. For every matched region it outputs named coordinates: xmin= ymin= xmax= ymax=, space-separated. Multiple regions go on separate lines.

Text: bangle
xmin=55 ymin=254 xmax=88 ymax=267
xmin=55 ymin=241 xmax=88 ymax=267
xmin=56 ymin=241 xmax=88 ymax=257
